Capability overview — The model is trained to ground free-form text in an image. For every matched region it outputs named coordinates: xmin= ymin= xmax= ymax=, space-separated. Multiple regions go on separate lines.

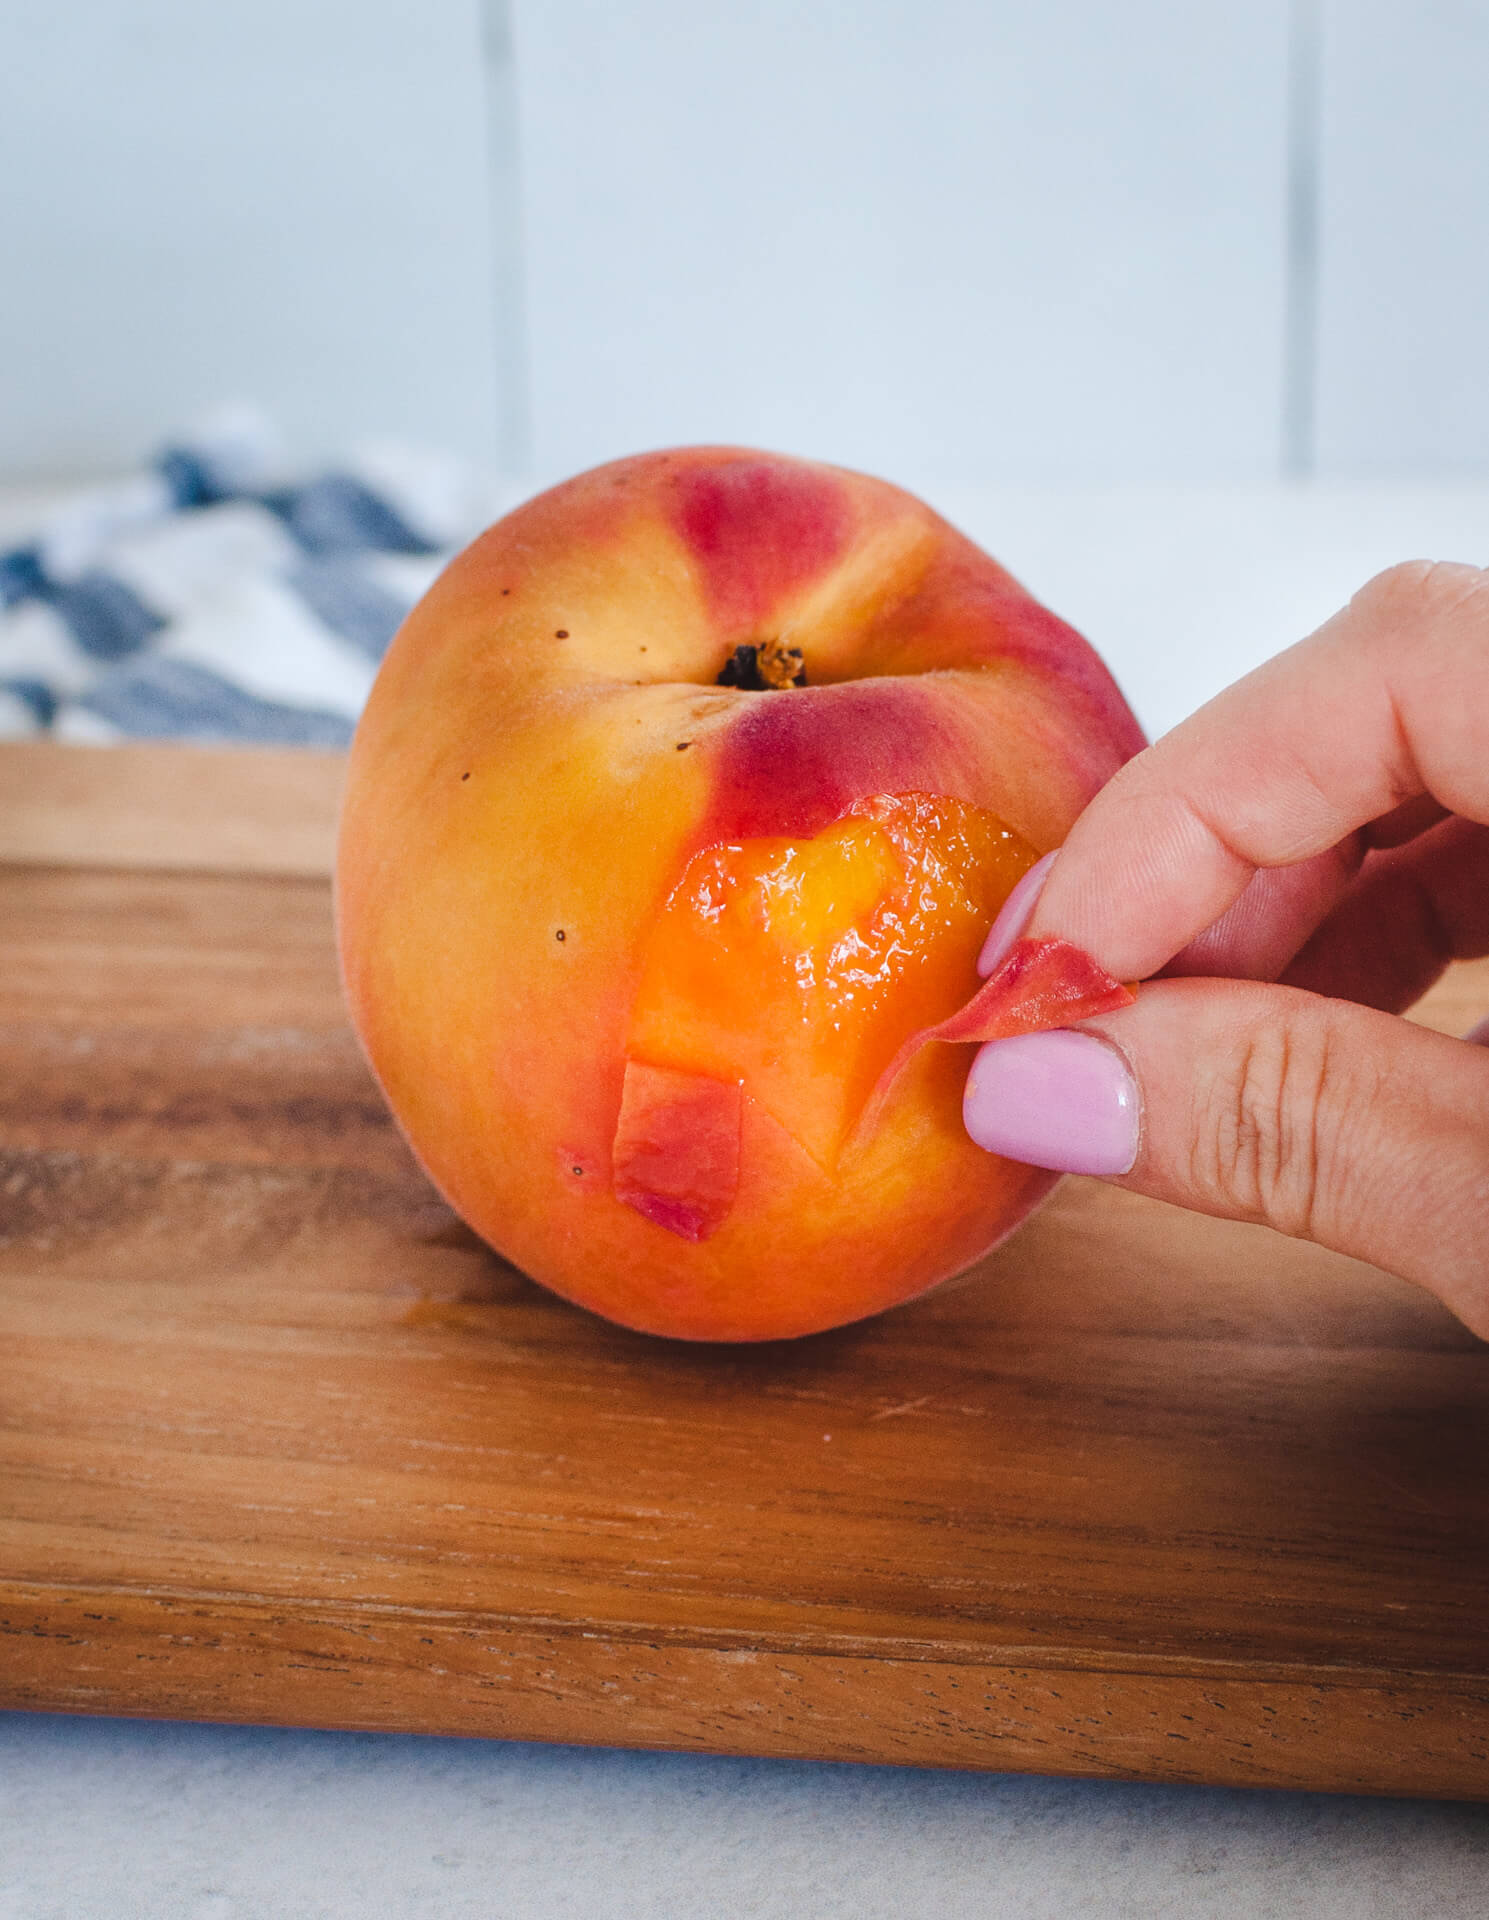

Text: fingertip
xmin=963 ymin=1028 xmax=1140 ymax=1175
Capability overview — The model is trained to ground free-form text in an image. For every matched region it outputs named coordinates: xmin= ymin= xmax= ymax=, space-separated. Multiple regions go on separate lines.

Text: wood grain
xmin=2 ymin=744 xmax=1488 ymax=1797
xmin=0 ymin=740 xmax=345 ymax=875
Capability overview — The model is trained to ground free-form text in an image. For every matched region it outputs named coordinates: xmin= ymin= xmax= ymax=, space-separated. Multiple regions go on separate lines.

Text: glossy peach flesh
xmin=621 ymin=792 xmax=1037 ymax=1224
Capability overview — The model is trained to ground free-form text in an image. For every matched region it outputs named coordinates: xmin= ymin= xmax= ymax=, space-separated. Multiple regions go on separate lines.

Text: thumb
xmin=964 ymin=979 xmax=1489 ymax=1331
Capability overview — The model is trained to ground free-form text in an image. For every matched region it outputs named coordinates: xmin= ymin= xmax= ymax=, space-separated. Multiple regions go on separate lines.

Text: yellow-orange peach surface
xmin=337 ymin=448 xmax=1143 ymax=1340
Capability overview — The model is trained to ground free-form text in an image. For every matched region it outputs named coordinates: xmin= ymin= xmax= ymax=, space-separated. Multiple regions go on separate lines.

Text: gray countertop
xmin=3 ymin=1713 xmax=1487 ymax=1918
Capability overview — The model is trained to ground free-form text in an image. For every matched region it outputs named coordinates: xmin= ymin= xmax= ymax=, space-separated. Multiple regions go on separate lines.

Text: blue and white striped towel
xmin=0 ymin=407 xmax=508 ymax=746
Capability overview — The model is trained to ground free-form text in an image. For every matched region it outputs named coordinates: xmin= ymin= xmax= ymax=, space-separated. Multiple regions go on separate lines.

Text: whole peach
xmin=336 ymin=448 xmax=1143 ymax=1340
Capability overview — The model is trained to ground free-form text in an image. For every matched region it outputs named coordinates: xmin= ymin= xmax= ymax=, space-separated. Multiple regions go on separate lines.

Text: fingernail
xmin=978 ymin=850 xmax=1058 ymax=977
xmin=964 ymin=1029 xmax=1140 ymax=1175
xmin=1468 ymin=1015 xmax=1489 ymax=1047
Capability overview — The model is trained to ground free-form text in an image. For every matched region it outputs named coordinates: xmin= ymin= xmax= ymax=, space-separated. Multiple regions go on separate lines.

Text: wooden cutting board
xmin=2 ymin=739 xmax=1487 ymax=1800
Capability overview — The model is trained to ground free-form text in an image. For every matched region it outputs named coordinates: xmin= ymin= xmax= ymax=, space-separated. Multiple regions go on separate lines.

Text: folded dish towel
xmin=0 ymin=407 xmax=507 ymax=745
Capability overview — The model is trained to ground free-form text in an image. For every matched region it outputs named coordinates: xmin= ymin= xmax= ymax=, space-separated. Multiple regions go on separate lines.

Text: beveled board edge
xmin=3 ymin=1585 xmax=1486 ymax=1799
xmin=0 ymin=740 xmax=345 ymax=877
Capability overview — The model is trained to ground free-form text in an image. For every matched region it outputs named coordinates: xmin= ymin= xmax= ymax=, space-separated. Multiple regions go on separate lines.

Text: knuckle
xmin=1192 ymin=1001 xmax=1350 ymax=1241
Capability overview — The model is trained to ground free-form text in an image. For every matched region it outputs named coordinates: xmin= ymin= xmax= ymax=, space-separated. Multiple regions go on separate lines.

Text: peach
xmin=336 ymin=448 xmax=1143 ymax=1341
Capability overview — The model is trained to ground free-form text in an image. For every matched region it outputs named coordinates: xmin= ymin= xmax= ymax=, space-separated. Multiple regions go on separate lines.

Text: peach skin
xmin=336 ymin=447 xmax=1144 ymax=1340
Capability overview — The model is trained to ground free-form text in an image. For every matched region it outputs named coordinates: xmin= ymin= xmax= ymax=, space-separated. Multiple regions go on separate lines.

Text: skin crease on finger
xmin=985 ymin=561 xmax=1489 ymax=1328
xmin=1073 ymin=980 xmax=1489 ymax=1329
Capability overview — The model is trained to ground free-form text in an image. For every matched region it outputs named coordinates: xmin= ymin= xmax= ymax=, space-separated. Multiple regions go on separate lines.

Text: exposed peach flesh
xmin=625 ymin=791 xmax=1038 ymax=1173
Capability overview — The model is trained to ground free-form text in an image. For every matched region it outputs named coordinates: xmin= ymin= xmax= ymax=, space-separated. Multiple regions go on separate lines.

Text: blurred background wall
xmin=2 ymin=0 xmax=1487 ymax=489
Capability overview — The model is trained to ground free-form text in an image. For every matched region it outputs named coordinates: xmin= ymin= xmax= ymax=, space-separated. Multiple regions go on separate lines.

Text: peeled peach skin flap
xmin=911 ymin=934 xmax=1134 ymax=1049
xmin=859 ymin=935 xmax=1136 ymax=1140
xmin=612 ymin=1060 xmax=744 ymax=1243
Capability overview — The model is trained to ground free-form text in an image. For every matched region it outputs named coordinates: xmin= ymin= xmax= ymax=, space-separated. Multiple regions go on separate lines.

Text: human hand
xmin=962 ymin=562 xmax=1489 ymax=1331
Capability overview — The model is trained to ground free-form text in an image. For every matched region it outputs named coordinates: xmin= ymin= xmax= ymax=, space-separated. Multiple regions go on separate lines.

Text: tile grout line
xmin=1283 ymin=0 xmax=1322 ymax=481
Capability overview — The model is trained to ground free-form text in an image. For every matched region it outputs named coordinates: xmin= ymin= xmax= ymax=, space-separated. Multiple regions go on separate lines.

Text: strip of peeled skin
xmin=906 ymin=934 xmax=1134 ymax=1049
xmin=612 ymin=1060 xmax=743 ymax=1242
xmin=859 ymin=935 xmax=1136 ymax=1139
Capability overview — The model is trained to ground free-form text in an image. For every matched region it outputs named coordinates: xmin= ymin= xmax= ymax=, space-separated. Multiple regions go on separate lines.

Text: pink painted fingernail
xmin=963 ymin=1029 xmax=1140 ymax=1175
xmin=978 ymin=850 xmax=1058 ymax=977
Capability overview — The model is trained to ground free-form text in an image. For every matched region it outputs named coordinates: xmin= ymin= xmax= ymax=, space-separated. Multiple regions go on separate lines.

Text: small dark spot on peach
xmin=555 ymin=629 xmax=569 ymax=639
xmin=639 ymin=645 xmax=648 ymax=652
xmin=501 ymin=587 xmax=510 ymax=595
xmin=555 ymin=929 xmax=566 ymax=942
xmin=676 ymin=741 xmax=691 ymax=751
xmin=461 ymin=771 xmax=470 ymax=781
xmin=571 ymin=1165 xmax=584 ymax=1177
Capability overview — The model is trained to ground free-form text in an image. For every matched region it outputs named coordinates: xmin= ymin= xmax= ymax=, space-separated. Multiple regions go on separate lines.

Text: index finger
xmin=1030 ymin=561 xmax=1489 ymax=980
